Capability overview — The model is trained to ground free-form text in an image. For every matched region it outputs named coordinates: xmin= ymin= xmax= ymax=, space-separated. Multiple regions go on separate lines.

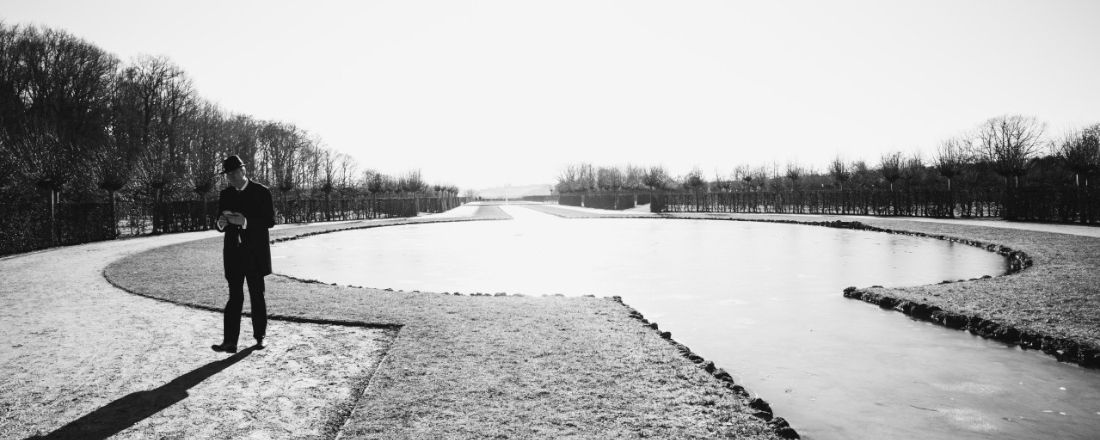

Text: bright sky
xmin=5 ymin=0 xmax=1100 ymax=190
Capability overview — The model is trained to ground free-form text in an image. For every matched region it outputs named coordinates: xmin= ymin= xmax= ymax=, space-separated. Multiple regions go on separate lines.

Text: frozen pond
xmin=274 ymin=204 xmax=1100 ymax=439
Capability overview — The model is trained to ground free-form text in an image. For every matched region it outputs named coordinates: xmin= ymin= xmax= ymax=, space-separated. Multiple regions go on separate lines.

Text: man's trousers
xmin=223 ymin=272 xmax=267 ymax=346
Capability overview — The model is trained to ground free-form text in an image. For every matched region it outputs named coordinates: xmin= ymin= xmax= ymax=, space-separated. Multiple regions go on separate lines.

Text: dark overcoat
xmin=217 ymin=180 xmax=275 ymax=278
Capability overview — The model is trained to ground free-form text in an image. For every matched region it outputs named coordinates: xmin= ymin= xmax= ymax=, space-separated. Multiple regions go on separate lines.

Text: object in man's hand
xmin=225 ymin=212 xmax=246 ymax=226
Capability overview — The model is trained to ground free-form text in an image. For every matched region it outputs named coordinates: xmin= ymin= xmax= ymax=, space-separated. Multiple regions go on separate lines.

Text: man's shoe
xmin=255 ymin=338 xmax=265 ymax=350
xmin=211 ymin=343 xmax=238 ymax=353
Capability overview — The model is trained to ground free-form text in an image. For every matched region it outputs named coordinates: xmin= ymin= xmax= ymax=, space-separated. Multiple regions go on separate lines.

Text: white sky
xmin=5 ymin=0 xmax=1100 ymax=190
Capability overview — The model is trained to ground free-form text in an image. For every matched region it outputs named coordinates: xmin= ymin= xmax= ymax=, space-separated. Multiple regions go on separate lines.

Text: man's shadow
xmin=29 ymin=347 xmax=257 ymax=440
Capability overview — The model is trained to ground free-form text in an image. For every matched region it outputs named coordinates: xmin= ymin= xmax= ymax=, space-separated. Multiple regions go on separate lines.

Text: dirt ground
xmin=0 ymin=228 xmax=395 ymax=440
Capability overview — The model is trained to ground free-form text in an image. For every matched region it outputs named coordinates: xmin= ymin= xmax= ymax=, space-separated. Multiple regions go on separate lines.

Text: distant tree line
xmin=556 ymin=115 xmax=1099 ymax=222
xmin=0 ymin=22 xmax=459 ymax=212
xmin=557 ymin=115 xmax=1098 ymax=194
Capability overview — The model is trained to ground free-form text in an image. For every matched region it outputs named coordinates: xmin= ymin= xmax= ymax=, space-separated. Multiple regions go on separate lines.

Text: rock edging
xmin=610 ymin=295 xmax=801 ymax=440
xmin=716 ymin=218 xmax=1100 ymax=369
xmin=843 ymin=286 xmax=1100 ymax=369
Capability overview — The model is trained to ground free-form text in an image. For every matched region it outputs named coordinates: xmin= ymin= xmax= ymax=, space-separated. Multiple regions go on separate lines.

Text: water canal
xmin=274 ymin=204 xmax=1100 ymax=439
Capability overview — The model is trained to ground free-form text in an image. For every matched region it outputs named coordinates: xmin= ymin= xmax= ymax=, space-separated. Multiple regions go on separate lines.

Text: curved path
xmin=0 ymin=226 xmax=394 ymax=440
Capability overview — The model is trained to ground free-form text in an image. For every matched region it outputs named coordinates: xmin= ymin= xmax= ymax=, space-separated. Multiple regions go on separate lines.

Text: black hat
xmin=220 ymin=155 xmax=245 ymax=174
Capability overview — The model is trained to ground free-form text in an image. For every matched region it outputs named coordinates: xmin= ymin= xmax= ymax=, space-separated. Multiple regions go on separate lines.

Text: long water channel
xmin=274 ymin=204 xmax=1100 ymax=439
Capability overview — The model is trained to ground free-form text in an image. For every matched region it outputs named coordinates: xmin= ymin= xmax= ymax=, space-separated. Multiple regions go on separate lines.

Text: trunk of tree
xmin=280 ymin=191 xmax=287 ymax=224
xmin=154 ymin=189 xmax=160 ymax=234
xmin=110 ymin=191 xmax=118 ymax=237
xmin=948 ymin=187 xmax=955 ymax=219
xmin=49 ymin=190 xmax=57 ymax=245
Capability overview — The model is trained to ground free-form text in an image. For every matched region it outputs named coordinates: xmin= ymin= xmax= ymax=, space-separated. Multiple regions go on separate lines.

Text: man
xmin=211 ymin=155 xmax=275 ymax=353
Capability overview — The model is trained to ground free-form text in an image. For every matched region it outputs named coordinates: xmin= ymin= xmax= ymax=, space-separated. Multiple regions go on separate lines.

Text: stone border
xmin=744 ymin=219 xmax=1096 ymax=369
xmin=610 ymin=295 xmax=800 ymax=439
xmin=841 ymin=286 xmax=1100 ymax=368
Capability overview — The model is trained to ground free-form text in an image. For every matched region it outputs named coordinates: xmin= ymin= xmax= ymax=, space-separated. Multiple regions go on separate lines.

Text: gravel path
xmin=0 ymin=228 xmax=395 ymax=440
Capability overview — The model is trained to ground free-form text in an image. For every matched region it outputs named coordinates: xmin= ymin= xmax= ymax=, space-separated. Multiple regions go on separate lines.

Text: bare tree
xmin=225 ymin=114 xmax=259 ymax=171
xmin=766 ymin=162 xmax=784 ymax=192
xmin=320 ymin=147 xmax=336 ymax=195
xmin=336 ymin=152 xmax=358 ymax=194
xmin=596 ymin=166 xmax=623 ymax=191
xmin=259 ymin=121 xmax=301 ymax=195
xmin=363 ymin=169 xmax=387 ymax=194
xmin=0 ymin=23 xmax=19 ymax=141
xmin=643 ymin=165 xmax=670 ymax=190
xmin=1 ymin=24 xmax=118 ymax=216
xmin=577 ymin=163 xmax=596 ymax=191
xmin=828 ymin=156 xmax=851 ymax=190
xmin=682 ymin=167 xmax=705 ymax=192
xmin=176 ymin=100 xmax=225 ymax=228
xmin=849 ymin=160 xmax=874 ymax=189
xmin=732 ymin=164 xmax=751 ymax=190
xmin=399 ymin=169 xmax=426 ymax=193
xmin=900 ymin=152 xmax=925 ymax=187
xmin=934 ymin=136 xmax=970 ymax=190
xmin=623 ymin=164 xmax=645 ymax=190
xmin=975 ymin=114 xmax=1046 ymax=187
xmin=116 ymin=55 xmax=197 ymax=232
xmin=879 ymin=152 xmax=902 ymax=191
xmin=1055 ymin=124 xmax=1100 ymax=187
xmin=785 ymin=162 xmax=804 ymax=191
xmin=555 ymin=164 xmax=580 ymax=193
xmin=186 ymin=101 xmax=224 ymax=198
xmin=712 ymin=170 xmax=734 ymax=192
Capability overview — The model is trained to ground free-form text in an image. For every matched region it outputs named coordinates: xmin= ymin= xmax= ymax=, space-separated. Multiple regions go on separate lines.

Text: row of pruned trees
xmin=0 ymin=22 xmax=457 ymax=209
xmin=555 ymin=163 xmax=674 ymax=193
xmin=557 ymin=115 xmax=1099 ymax=194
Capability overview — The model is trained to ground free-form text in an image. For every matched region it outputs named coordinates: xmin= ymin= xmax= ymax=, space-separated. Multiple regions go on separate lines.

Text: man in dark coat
xmin=211 ymin=155 xmax=275 ymax=353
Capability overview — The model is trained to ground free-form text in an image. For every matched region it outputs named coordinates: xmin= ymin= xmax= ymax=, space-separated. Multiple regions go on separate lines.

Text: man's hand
xmin=216 ymin=215 xmax=229 ymax=230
